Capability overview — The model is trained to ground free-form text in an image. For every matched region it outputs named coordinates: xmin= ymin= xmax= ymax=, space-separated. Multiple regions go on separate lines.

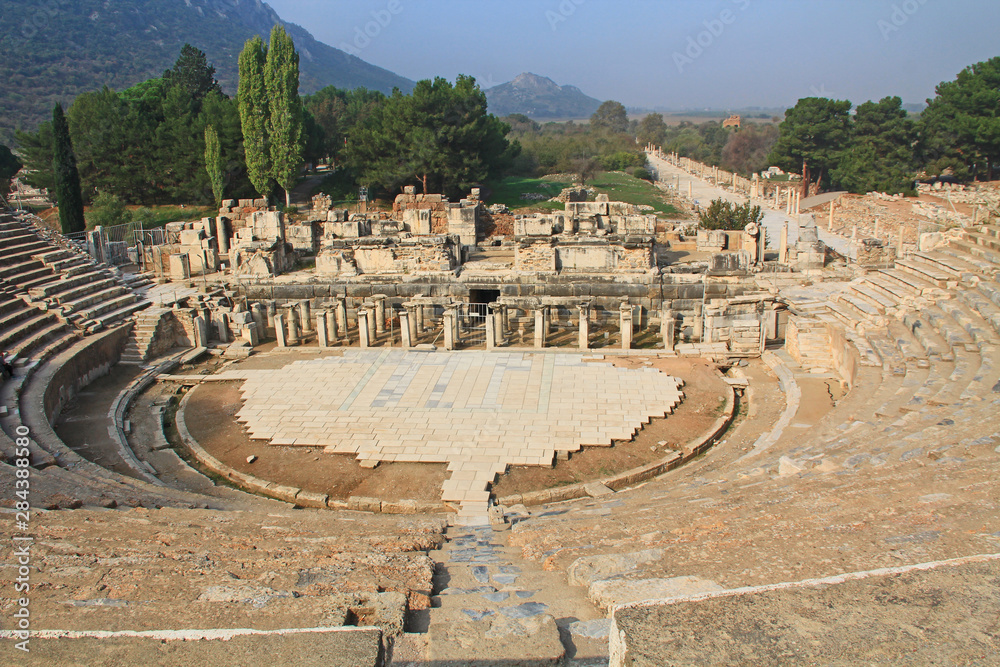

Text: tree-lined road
xmin=646 ymin=151 xmax=853 ymax=258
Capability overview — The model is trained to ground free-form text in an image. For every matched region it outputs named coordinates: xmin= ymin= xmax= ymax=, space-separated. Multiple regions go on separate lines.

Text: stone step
xmin=6 ymin=319 xmax=71 ymax=360
xmin=74 ymin=293 xmax=140 ymax=322
xmin=0 ymin=310 xmax=57 ymax=348
xmin=57 ymin=285 xmax=129 ymax=316
xmin=948 ymin=237 xmax=1000 ymax=266
xmin=963 ymin=229 xmax=1000 ymax=252
xmin=46 ymin=277 xmax=119 ymax=306
xmin=887 ymin=319 xmax=926 ymax=361
xmin=84 ymin=298 xmax=150 ymax=332
xmin=911 ymin=250 xmax=981 ymax=280
xmin=922 ymin=306 xmax=974 ymax=349
xmin=937 ymin=244 xmax=998 ymax=273
xmin=865 ymin=274 xmax=913 ymax=302
xmin=849 ymin=283 xmax=898 ymax=313
xmin=874 ymin=364 xmax=929 ymax=417
xmin=937 ymin=299 xmax=998 ymax=348
xmin=902 ymin=312 xmax=953 ymax=361
xmin=894 ymin=258 xmax=953 ymax=288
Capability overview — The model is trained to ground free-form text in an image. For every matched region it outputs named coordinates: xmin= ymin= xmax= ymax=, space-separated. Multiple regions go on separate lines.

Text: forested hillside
xmin=0 ymin=0 xmax=413 ymax=144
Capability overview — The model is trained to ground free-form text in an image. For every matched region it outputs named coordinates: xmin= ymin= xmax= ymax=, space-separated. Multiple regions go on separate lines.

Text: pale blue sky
xmin=266 ymin=0 xmax=999 ymax=109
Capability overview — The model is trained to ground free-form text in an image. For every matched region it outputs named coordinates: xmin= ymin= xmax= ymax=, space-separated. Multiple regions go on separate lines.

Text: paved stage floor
xmin=219 ymin=350 xmax=683 ymax=518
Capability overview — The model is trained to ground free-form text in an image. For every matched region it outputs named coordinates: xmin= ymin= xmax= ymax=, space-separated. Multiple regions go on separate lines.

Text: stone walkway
xmin=219 ymin=350 xmax=683 ymax=522
xmin=646 ymin=151 xmax=854 ymax=257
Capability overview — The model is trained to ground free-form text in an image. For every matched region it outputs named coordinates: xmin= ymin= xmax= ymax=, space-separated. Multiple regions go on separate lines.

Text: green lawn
xmin=486 ymin=172 xmax=683 ymax=217
xmin=588 ymin=171 xmax=684 ymax=217
xmin=484 ymin=176 xmax=571 ymax=211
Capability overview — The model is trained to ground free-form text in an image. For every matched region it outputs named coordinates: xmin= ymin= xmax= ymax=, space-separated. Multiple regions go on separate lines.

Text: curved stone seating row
xmin=0 ymin=217 xmax=150 ymax=334
xmin=0 ymin=504 xmax=444 ymax=642
xmin=503 ymin=227 xmax=1000 ymax=617
xmin=0 ymin=328 xmax=225 ymax=511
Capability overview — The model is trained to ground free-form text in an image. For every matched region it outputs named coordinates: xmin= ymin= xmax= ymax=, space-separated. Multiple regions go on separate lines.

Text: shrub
xmin=698 ymin=198 xmax=763 ymax=230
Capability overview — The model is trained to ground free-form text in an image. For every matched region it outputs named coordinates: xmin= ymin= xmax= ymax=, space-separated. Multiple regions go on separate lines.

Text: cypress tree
xmin=204 ymin=124 xmax=224 ymax=207
xmin=265 ymin=25 xmax=304 ymax=207
xmin=51 ymin=103 xmax=86 ymax=234
xmin=237 ymin=35 xmax=271 ymax=201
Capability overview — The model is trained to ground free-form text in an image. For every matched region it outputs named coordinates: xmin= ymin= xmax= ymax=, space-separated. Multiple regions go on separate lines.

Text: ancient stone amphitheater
xmin=1 ymin=208 xmax=998 ymax=666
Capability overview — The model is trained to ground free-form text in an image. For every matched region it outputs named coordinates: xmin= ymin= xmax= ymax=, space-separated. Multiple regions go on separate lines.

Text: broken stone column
xmin=399 ymin=309 xmax=412 ymax=349
xmin=316 ymin=312 xmax=330 ymax=348
xmin=534 ymin=308 xmax=545 ymax=349
xmin=414 ymin=303 xmax=424 ymax=333
xmin=501 ymin=305 xmax=510 ymax=333
xmin=485 ymin=314 xmax=496 ymax=351
xmin=242 ymin=322 xmax=260 ymax=347
xmin=619 ymin=303 xmax=633 ymax=350
xmin=694 ymin=303 xmax=704 ymax=342
xmin=335 ymin=299 xmax=348 ymax=339
xmin=215 ymin=313 xmax=230 ymax=344
xmin=897 ymin=227 xmax=905 ymax=259
xmin=443 ymin=309 xmax=456 ymax=350
xmin=451 ymin=306 xmax=461 ymax=343
xmin=266 ymin=301 xmax=277 ymax=334
xmin=298 ymin=300 xmax=312 ymax=333
xmin=366 ymin=304 xmax=377 ymax=342
xmin=275 ymin=314 xmax=288 ymax=348
xmin=489 ymin=304 xmax=504 ymax=347
xmin=779 ymin=223 xmax=789 ymax=264
xmin=193 ymin=315 xmax=209 ymax=348
xmin=215 ymin=217 xmax=229 ymax=255
xmin=358 ymin=307 xmax=371 ymax=349
xmin=373 ymin=295 xmax=387 ymax=334
xmin=661 ymin=309 xmax=675 ymax=351
xmin=286 ymin=309 xmax=300 ymax=346
xmin=578 ymin=305 xmax=590 ymax=350
xmin=405 ymin=305 xmax=418 ymax=345
xmin=325 ymin=310 xmax=337 ymax=346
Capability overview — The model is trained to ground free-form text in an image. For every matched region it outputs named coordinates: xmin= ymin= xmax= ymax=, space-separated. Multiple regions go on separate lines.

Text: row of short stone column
xmin=270 ymin=298 xmax=681 ymax=352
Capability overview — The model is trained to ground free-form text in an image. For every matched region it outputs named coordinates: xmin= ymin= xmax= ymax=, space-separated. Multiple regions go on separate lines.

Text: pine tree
xmin=238 ymin=35 xmax=271 ymax=201
xmin=51 ymin=103 xmax=86 ymax=234
xmin=204 ymin=124 xmax=224 ymax=206
xmin=265 ymin=25 xmax=304 ymax=207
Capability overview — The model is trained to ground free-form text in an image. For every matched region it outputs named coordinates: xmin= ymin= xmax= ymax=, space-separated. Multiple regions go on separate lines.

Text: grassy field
xmin=587 ymin=171 xmax=684 ymax=217
xmin=486 ymin=172 xmax=684 ymax=217
xmin=484 ymin=175 xmax=571 ymax=211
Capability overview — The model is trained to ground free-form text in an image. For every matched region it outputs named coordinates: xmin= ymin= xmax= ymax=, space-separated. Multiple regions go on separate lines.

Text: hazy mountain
xmin=0 ymin=0 xmax=414 ymax=144
xmin=485 ymin=73 xmax=602 ymax=120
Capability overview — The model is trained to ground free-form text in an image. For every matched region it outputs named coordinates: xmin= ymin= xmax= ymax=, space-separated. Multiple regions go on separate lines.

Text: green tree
xmin=920 ymin=57 xmax=1000 ymax=181
xmin=87 ymin=191 xmax=131 ymax=228
xmin=590 ymin=100 xmax=629 ymax=133
xmin=720 ymin=123 xmax=779 ymax=176
xmin=51 ymin=103 xmax=86 ymax=235
xmin=204 ymin=124 xmax=224 ymax=206
xmin=767 ymin=97 xmax=852 ymax=196
xmin=163 ymin=44 xmax=223 ymax=103
xmin=238 ymin=35 xmax=271 ymax=200
xmin=265 ymin=25 xmax=304 ymax=207
xmin=698 ymin=198 xmax=763 ymax=231
xmin=0 ymin=144 xmax=22 ymax=203
xmin=347 ymin=75 xmax=512 ymax=198
xmin=638 ymin=113 xmax=668 ymax=146
xmin=832 ymin=97 xmax=917 ymax=195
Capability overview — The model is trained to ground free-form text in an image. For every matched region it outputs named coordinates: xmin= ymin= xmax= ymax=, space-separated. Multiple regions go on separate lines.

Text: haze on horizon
xmin=266 ymin=0 xmax=998 ymax=111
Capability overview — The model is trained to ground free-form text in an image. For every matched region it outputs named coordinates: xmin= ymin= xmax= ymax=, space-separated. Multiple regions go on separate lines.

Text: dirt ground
xmin=183 ymin=381 xmax=448 ymax=502
xmin=179 ymin=352 xmax=731 ymax=503
xmin=492 ymin=357 xmax=730 ymax=496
